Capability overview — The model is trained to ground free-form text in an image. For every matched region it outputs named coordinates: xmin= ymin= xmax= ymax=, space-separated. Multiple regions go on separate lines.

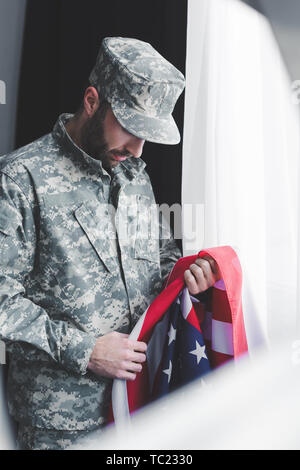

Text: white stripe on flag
xmin=212 ymin=319 xmax=234 ymax=356
xmin=214 ymin=279 xmax=226 ymax=291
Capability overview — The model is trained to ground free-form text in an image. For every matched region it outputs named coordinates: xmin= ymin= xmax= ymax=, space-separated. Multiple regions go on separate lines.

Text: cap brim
xmin=111 ymin=101 xmax=181 ymax=145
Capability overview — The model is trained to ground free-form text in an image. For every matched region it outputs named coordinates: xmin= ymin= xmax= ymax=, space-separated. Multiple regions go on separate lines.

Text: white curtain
xmin=71 ymin=1 xmax=300 ymax=450
xmin=182 ymin=0 xmax=300 ymax=350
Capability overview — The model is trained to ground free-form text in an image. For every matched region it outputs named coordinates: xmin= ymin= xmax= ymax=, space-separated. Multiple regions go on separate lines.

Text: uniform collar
xmin=52 ymin=113 xmax=146 ymax=180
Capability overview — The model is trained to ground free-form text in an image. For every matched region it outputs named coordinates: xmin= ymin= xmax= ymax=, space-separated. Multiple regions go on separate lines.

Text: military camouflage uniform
xmin=0 ymin=37 xmax=185 ymax=449
xmin=17 ymin=423 xmax=102 ymax=450
xmin=0 ymin=112 xmax=181 ymax=429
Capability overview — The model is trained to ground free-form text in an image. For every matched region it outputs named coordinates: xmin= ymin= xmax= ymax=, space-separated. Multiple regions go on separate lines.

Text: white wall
xmin=0 ymin=0 xmax=27 ymax=450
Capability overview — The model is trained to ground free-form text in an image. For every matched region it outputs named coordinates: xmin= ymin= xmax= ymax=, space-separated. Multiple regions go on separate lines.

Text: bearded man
xmin=0 ymin=37 xmax=219 ymax=450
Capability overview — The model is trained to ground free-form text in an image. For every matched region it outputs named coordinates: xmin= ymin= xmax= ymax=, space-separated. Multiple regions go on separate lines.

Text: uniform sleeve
xmin=159 ymin=210 xmax=182 ymax=285
xmin=0 ymin=172 xmax=97 ymax=375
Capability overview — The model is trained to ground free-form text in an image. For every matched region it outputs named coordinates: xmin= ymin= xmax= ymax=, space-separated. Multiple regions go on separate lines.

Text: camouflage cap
xmin=89 ymin=37 xmax=185 ymax=145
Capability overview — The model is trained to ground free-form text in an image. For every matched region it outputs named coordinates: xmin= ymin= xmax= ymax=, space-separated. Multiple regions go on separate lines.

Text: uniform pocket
xmin=74 ymin=202 xmax=119 ymax=273
xmin=42 ymin=193 xmax=119 ymax=273
xmin=40 ymin=197 xmax=117 ymax=304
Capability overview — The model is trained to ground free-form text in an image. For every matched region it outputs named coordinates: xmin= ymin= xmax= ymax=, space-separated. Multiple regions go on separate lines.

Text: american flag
xmin=148 ymin=288 xmax=211 ymax=400
xmin=111 ymin=246 xmax=248 ymax=425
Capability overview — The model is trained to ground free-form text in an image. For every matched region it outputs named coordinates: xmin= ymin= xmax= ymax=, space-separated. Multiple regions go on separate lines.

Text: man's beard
xmin=80 ymin=103 xmax=112 ymax=172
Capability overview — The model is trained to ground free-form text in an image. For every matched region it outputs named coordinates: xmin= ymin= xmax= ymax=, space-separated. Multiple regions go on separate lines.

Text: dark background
xmin=16 ymin=0 xmax=187 ymax=215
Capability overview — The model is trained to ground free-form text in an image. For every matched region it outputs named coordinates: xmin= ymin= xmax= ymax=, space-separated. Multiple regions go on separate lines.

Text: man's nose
xmin=127 ymin=136 xmax=145 ymax=158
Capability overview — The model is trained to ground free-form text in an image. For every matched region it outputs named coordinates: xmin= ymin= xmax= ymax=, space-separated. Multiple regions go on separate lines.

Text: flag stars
xmin=163 ymin=361 xmax=172 ymax=383
xmin=168 ymin=323 xmax=177 ymax=345
xmin=189 ymin=341 xmax=208 ymax=364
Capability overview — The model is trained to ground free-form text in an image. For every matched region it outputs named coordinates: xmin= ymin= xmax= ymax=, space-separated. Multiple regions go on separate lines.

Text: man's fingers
xmin=184 ymin=257 xmax=219 ymax=294
xmin=196 ymin=255 xmax=220 ymax=281
xmin=125 ymin=339 xmax=147 ymax=353
xmin=200 ymin=255 xmax=219 ymax=276
xmin=184 ymin=269 xmax=200 ymax=294
xmin=122 ymin=361 xmax=143 ymax=373
xmin=189 ymin=262 xmax=206 ymax=280
xmin=125 ymin=351 xmax=146 ymax=364
xmin=194 ymin=258 xmax=213 ymax=280
xmin=118 ymin=371 xmax=137 ymax=381
xmin=189 ymin=263 xmax=209 ymax=288
xmin=89 ymin=332 xmax=148 ymax=381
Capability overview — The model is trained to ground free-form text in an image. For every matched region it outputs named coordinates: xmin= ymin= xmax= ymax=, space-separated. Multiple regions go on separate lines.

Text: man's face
xmin=80 ymin=103 xmax=145 ymax=172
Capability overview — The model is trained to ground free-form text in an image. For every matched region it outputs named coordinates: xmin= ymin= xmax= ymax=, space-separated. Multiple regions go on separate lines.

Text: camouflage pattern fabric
xmin=89 ymin=37 xmax=185 ymax=145
xmin=17 ymin=423 xmax=104 ymax=450
xmin=0 ymin=113 xmax=181 ymax=431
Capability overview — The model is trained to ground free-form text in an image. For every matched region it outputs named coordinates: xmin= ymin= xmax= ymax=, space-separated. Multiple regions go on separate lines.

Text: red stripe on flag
xmin=192 ymin=302 xmax=205 ymax=325
xmin=199 ymin=247 xmax=248 ymax=357
xmin=204 ymin=340 xmax=233 ymax=368
xmin=186 ymin=304 xmax=203 ymax=333
xmin=212 ymin=287 xmax=232 ymax=323
xmin=127 ymin=361 xmax=150 ymax=413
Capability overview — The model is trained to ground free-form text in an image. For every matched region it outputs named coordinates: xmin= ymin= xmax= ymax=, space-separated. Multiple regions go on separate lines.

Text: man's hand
xmin=88 ymin=331 xmax=147 ymax=381
xmin=184 ymin=256 xmax=220 ymax=295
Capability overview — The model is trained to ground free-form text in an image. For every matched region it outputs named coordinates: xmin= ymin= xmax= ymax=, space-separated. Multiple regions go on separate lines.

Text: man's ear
xmin=83 ymin=86 xmax=100 ymax=117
